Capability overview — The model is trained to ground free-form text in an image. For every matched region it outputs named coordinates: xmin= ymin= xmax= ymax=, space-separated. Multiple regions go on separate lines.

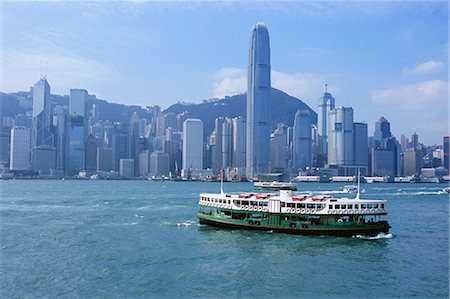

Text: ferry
xmin=254 ymin=181 xmax=297 ymax=191
xmin=198 ymin=184 xmax=390 ymax=237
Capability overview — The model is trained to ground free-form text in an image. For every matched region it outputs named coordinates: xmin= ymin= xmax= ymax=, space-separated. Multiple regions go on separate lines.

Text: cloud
xmin=212 ymin=67 xmax=247 ymax=99
xmin=2 ymin=48 xmax=115 ymax=95
xmin=212 ymin=67 xmax=332 ymax=102
xmin=403 ymin=61 xmax=445 ymax=74
xmin=371 ymin=80 xmax=447 ymax=110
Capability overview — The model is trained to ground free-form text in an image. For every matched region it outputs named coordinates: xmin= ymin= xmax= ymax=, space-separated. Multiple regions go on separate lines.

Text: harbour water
xmin=1 ymin=180 xmax=448 ymax=298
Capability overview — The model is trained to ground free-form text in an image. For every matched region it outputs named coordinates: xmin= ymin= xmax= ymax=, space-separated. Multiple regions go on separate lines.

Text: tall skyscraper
xmin=31 ymin=78 xmax=55 ymax=174
xmin=317 ymin=86 xmax=335 ymax=166
xmin=9 ymin=126 xmax=31 ymax=171
xmin=31 ymin=78 xmax=53 ymax=149
xmin=66 ymin=89 xmax=87 ymax=175
xmin=212 ymin=117 xmax=225 ymax=171
xmin=374 ymin=116 xmax=391 ymax=146
xmin=182 ymin=119 xmax=203 ymax=172
xmin=293 ymin=110 xmax=312 ymax=171
xmin=222 ymin=118 xmax=233 ymax=169
xmin=246 ymin=22 xmax=271 ymax=178
xmin=328 ymin=107 xmax=354 ymax=168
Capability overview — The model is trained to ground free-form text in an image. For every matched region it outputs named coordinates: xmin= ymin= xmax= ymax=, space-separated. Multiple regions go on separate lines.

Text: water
xmin=1 ymin=181 xmax=448 ymax=298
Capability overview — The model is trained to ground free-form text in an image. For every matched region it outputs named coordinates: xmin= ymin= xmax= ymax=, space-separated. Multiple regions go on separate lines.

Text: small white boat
xmin=443 ymin=187 xmax=450 ymax=194
xmin=343 ymin=185 xmax=357 ymax=193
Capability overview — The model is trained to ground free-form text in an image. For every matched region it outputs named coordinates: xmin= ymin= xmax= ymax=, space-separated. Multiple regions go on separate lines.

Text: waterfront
xmin=1 ymin=181 xmax=448 ymax=298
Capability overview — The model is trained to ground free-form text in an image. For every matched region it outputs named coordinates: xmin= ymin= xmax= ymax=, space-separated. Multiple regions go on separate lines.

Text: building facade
xmin=10 ymin=126 xmax=31 ymax=171
xmin=246 ymin=22 xmax=271 ymax=178
xmin=182 ymin=118 xmax=203 ymax=173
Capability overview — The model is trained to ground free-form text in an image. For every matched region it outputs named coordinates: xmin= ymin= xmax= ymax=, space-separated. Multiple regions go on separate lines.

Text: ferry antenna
xmin=355 ymin=168 xmax=361 ymax=200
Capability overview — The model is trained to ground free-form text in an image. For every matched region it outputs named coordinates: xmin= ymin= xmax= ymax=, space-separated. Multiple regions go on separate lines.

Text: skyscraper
xmin=31 ymin=78 xmax=53 ymax=149
xmin=9 ymin=126 xmax=31 ymax=171
xmin=328 ymin=107 xmax=354 ymax=168
xmin=246 ymin=22 xmax=271 ymax=178
xmin=317 ymin=86 xmax=335 ymax=166
xmin=293 ymin=110 xmax=312 ymax=171
xmin=353 ymin=122 xmax=369 ymax=174
xmin=232 ymin=117 xmax=246 ymax=168
xmin=182 ymin=119 xmax=203 ymax=172
xmin=31 ymin=78 xmax=55 ymax=174
xmin=374 ymin=116 xmax=391 ymax=146
xmin=66 ymin=89 xmax=87 ymax=175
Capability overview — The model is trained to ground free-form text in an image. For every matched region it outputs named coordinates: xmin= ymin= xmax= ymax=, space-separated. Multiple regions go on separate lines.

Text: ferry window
xmin=374 ymin=204 xmax=378 ymax=208
xmin=242 ymin=201 xmax=249 ymax=205
xmin=348 ymin=204 xmax=353 ymax=209
xmin=335 ymin=204 xmax=340 ymax=209
xmin=307 ymin=203 xmax=314 ymax=209
xmin=261 ymin=202 xmax=268 ymax=206
xmin=341 ymin=204 xmax=346 ymax=209
xmin=367 ymin=204 xmax=373 ymax=209
xmin=281 ymin=202 xmax=285 ymax=207
xmin=251 ymin=201 xmax=257 ymax=206
xmin=329 ymin=204 xmax=333 ymax=209
xmin=317 ymin=204 xmax=323 ymax=209
xmin=287 ymin=203 xmax=295 ymax=208
xmin=381 ymin=204 xmax=384 ymax=208
xmin=354 ymin=204 xmax=359 ymax=209
xmin=361 ymin=204 xmax=366 ymax=209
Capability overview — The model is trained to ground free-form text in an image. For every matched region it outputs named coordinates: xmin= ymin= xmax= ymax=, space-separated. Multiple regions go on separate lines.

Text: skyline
xmin=2 ymin=1 xmax=448 ymax=145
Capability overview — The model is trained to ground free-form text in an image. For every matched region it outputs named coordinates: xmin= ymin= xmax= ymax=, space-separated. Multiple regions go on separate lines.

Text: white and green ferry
xmin=198 ymin=188 xmax=390 ymax=237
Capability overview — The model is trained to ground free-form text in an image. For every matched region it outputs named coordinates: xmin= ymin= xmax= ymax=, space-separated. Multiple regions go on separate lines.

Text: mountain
xmin=164 ymin=88 xmax=317 ymax=137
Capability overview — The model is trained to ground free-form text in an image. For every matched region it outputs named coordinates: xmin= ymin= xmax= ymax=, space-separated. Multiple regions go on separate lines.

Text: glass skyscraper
xmin=317 ymin=87 xmax=335 ymax=166
xmin=66 ymin=89 xmax=87 ymax=175
xmin=293 ymin=109 xmax=312 ymax=171
xmin=32 ymin=78 xmax=53 ymax=149
xmin=246 ymin=22 xmax=271 ymax=178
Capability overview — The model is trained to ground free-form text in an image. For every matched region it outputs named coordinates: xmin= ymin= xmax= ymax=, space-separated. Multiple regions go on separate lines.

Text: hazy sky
xmin=2 ymin=1 xmax=448 ymax=145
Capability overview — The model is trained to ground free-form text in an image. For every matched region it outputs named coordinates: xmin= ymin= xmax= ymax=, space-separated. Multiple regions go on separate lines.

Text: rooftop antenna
xmin=40 ymin=60 xmax=43 ymax=79
xmin=325 ymin=83 xmax=328 ymax=93
xmin=44 ymin=62 xmax=48 ymax=79
xmin=355 ymin=168 xmax=361 ymax=200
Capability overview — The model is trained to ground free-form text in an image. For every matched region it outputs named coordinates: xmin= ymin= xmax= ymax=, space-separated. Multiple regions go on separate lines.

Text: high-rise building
xmin=328 ymin=107 xmax=354 ymax=167
xmin=85 ymin=134 xmax=97 ymax=174
xmin=374 ymin=116 xmax=391 ymax=146
xmin=270 ymin=123 xmax=287 ymax=172
xmin=212 ymin=117 xmax=225 ymax=171
xmin=66 ymin=89 xmax=87 ymax=175
xmin=112 ymin=122 xmax=129 ymax=172
xmin=182 ymin=119 xmax=203 ymax=173
xmin=97 ymin=147 xmax=112 ymax=172
xmin=353 ymin=122 xmax=369 ymax=174
xmin=0 ymin=132 xmax=10 ymax=167
xmin=411 ymin=132 xmax=419 ymax=149
xmin=222 ymin=118 xmax=233 ymax=169
xmin=31 ymin=78 xmax=55 ymax=173
xmin=444 ymin=136 xmax=449 ymax=173
xmin=53 ymin=106 xmax=66 ymax=171
xmin=293 ymin=110 xmax=312 ymax=170
xmin=31 ymin=78 xmax=53 ymax=149
xmin=119 ymin=159 xmax=134 ymax=177
xmin=246 ymin=22 xmax=271 ymax=178
xmin=150 ymin=151 xmax=169 ymax=176
xmin=317 ymin=86 xmax=335 ymax=166
xmin=232 ymin=117 xmax=246 ymax=168
xmin=403 ymin=149 xmax=422 ymax=176
xmin=9 ymin=126 xmax=31 ymax=170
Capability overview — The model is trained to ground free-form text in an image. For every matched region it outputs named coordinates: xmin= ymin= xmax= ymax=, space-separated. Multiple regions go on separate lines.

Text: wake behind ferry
xmin=198 ymin=186 xmax=390 ymax=237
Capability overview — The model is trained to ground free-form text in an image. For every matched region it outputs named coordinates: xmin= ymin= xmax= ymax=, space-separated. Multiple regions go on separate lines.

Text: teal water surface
xmin=1 ymin=181 xmax=448 ymax=298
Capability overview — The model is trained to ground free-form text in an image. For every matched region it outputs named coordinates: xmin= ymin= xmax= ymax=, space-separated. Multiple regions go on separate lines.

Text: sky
xmin=1 ymin=1 xmax=448 ymax=145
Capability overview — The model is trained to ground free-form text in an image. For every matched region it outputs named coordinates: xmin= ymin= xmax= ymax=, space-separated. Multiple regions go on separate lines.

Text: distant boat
xmin=343 ymin=185 xmax=365 ymax=194
xmin=254 ymin=181 xmax=297 ymax=191
xmin=443 ymin=187 xmax=450 ymax=194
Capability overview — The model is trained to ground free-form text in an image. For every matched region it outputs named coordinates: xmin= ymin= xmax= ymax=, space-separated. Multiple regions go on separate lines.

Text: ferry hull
xmin=198 ymin=213 xmax=390 ymax=237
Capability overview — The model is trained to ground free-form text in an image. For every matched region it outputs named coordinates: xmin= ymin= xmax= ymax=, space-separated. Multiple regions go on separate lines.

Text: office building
xmin=353 ymin=122 xmax=369 ymax=174
xmin=150 ymin=151 xmax=169 ymax=176
xmin=9 ymin=126 xmax=31 ymax=170
xmin=328 ymin=107 xmax=354 ymax=167
xmin=246 ymin=22 xmax=271 ymax=178
xmin=97 ymin=147 xmax=112 ymax=172
xmin=85 ymin=134 xmax=97 ymax=174
xmin=317 ymin=86 xmax=335 ymax=166
xmin=182 ymin=119 xmax=203 ymax=173
xmin=66 ymin=89 xmax=87 ymax=175
xmin=32 ymin=145 xmax=56 ymax=175
xmin=270 ymin=123 xmax=287 ymax=171
xmin=373 ymin=116 xmax=391 ymax=147
xmin=403 ymin=149 xmax=422 ymax=176
xmin=293 ymin=109 xmax=312 ymax=170
xmin=119 ymin=159 xmax=134 ymax=177
xmin=232 ymin=117 xmax=246 ymax=168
